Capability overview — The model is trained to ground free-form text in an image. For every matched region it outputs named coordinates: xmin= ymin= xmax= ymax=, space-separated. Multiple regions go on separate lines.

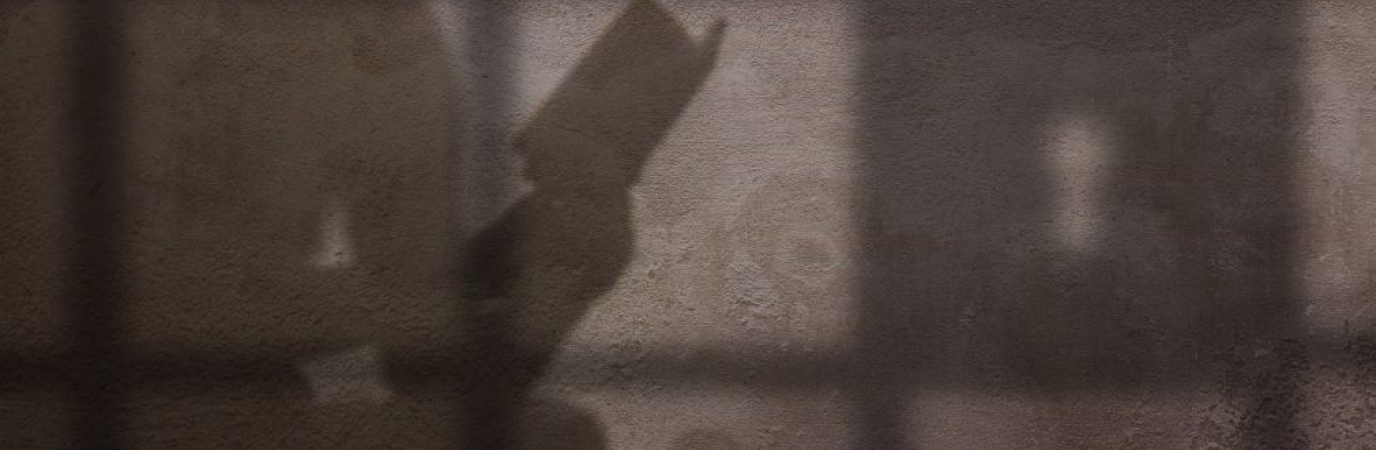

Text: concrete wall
xmin=3 ymin=0 xmax=1376 ymax=448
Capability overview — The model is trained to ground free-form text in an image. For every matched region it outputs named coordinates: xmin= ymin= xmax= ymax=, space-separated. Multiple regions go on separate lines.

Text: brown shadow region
xmin=452 ymin=2 xmax=724 ymax=449
xmin=1 ymin=0 xmax=720 ymax=449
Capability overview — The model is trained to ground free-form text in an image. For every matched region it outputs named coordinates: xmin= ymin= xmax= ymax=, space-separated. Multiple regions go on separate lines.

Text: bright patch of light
xmin=1045 ymin=108 xmax=1113 ymax=253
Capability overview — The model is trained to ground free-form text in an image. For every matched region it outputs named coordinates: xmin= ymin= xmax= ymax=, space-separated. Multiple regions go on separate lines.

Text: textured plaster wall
xmin=3 ymin=0 xmax=1376 ymax=449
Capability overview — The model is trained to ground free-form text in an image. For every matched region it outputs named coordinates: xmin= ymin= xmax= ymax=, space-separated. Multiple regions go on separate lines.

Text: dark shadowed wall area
xmin=856 ymin=1 xmax=1308 ymax=448
xmin=4 ymin=0 xmax=1376 ymax=449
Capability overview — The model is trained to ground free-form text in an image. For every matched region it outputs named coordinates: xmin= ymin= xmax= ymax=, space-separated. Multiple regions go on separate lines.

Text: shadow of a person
xmin=452 ymin=2 xmax=725 ymax=448
xmin=856 ymin=1 xmax=1306 ymax=448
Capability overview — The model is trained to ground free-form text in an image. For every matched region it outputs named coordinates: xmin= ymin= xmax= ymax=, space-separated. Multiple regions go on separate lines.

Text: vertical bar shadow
xmin=66 ymin=0 xmax=128 ymax=449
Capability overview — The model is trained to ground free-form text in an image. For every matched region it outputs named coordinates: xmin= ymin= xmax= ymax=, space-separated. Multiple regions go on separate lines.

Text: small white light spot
xmin=311 ymin=198 xmax=356 ymax=269
xmin=299 ymin=344 xmax=393 ymax=405
xmin=1045 ymin=108 xmax=1114 ymax=253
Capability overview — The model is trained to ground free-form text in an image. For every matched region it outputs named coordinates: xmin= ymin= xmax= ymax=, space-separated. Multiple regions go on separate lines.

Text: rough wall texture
xmin=3 ymin=0 xmax=1376 ymax=449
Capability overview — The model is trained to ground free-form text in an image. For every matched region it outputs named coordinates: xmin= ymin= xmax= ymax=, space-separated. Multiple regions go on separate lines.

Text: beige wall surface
xmin=3 ymin=1 xmax=1376 ymax=449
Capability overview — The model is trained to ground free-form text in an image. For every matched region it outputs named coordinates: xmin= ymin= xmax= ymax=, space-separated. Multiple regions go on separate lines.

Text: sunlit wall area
xmin=3 ymin=0 xmax=862 ymax=449
xmin=1295 ymin=2 xmax=1376 ymax=446
xmin=4 ymin=1 xmax=1376 ymax=449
